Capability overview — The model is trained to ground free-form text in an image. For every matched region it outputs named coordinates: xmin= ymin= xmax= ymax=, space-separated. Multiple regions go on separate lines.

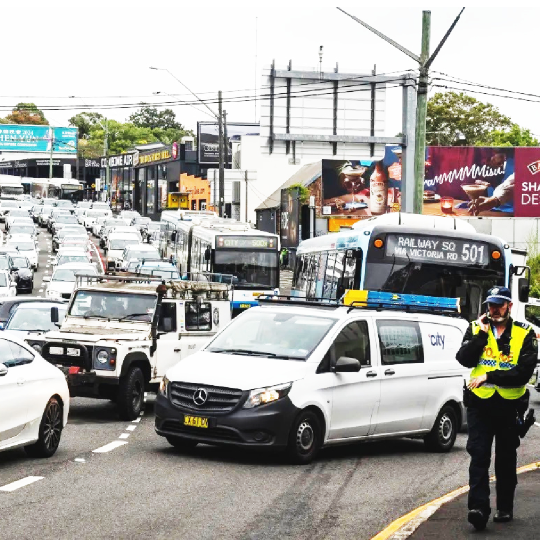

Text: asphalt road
xmin=1 ymin=224 xmax=540 ymax=540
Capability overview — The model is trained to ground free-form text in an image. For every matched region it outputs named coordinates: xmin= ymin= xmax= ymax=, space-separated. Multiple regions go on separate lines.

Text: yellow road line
xmin=371 ymin=460 xmax=540 ymax=540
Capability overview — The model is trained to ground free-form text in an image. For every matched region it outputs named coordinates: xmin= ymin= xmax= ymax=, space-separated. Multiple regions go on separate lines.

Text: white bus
xmin=19 ymin=177 xmax=84 ymax=202
xmin=170 ymin=218 xmax=280 ymax=316
xmin=292 ymin=213 xmax=530 ymax=322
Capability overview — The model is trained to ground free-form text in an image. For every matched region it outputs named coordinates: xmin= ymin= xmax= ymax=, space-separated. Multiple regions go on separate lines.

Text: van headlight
xmin=243 ymin=382 xmax=292 ymax=409
xmin=159 ymin=376 xmax=169 ymax=397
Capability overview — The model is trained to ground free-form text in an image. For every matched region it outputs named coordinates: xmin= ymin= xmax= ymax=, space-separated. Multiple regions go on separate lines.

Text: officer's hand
xmin=468 ymin=374 xmax=488 ymax=389
xmin=477 ymin=314 xmax=489 ymax=333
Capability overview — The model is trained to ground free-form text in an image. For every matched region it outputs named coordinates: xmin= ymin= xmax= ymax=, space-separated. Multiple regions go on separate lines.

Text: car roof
xmin=14 ymin=302 xmax=67 ymax=310
xmin=54 ymin=262 xmax=96 ymax=270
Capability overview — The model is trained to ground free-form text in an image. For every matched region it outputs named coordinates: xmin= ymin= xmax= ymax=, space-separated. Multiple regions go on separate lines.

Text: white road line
xmin=0 ymin=476 xmax=44 ymax=492
xmin=535 ymin=422 xmax=540 ymax=428
xmin=119 ymin=433 xmax=130 ymax=439
xmin=126 ymin=425 xmax=137 ymax=431
xmin=132 ymin=417 xmax=141 ymax=423
xmin=92 ymin=441 xmax=127 ymax=453
xmin=74 ymin=458 xmax=86 ymax=463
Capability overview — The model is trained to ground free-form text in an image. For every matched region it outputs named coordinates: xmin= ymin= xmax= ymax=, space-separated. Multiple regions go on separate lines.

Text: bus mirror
xmin=518 ymin=277 xmax=530 ymax=304
xmin=204 ymin=247 xmax=211 ymax=261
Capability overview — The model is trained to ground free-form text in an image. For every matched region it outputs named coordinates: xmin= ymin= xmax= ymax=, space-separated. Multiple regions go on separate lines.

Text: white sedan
xmin=0 ymin=270 xmax=18 ymax=297
xmin=5 ymin=239 xmax=39 ymax=269
xmin=0 ymin=335 xmax=69 ymax=458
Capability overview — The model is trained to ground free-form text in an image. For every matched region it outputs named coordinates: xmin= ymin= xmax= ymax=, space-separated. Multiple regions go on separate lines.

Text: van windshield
xmin=207 ymin=310 xmax=337 ymax=360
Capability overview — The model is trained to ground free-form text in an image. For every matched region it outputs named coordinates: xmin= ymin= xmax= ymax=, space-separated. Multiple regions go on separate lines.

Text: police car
xmin=155 ymin=291 xmax=470 ymax=464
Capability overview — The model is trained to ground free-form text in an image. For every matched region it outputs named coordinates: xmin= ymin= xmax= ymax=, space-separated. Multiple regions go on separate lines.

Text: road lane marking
xmin=126 ymin=425 xmax=137 ymax=431
xmin=74 ymin=458 xmax=86 ymax=463
xmin=535 ymin=422 xmax=540 ymax=428
xmin=370 ymin=460 xmax=540 ymax=540
xmin=132 ymin=417 xmax=141 ymax=423
xmin=92 ymin=441 xmax=127 ymax=453
xmin=119 ymin=433 xmax=130 ymax=439
xmin=0 ymin=476 xmax=44 ymax=492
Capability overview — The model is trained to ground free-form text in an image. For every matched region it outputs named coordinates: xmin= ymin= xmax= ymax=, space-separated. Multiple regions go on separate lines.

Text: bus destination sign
xmin=217 ymin=236 xmax=276 ymax=249
xmin=385 ymin=234 xmax=489 ymax=266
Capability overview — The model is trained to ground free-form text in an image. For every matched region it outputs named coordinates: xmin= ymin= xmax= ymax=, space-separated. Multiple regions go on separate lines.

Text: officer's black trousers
xmin=466 ymin=395 xmax=520 ymax=513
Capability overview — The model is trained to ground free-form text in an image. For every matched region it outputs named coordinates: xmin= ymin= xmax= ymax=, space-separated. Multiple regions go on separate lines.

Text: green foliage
xmin=427 ymin=92 xmax=512 ymax=146
xmin=70 ymin=106 xmax=193 ymax=157
xmin=477 ymin=123 xmax=539 ymax=147
xmin=287 ymin=183 xmax=311 ymax=205
xmin=526 ymin=232 xmax=540 ymax=299
xmin=1 ymin=102 xmax=48 ymax=125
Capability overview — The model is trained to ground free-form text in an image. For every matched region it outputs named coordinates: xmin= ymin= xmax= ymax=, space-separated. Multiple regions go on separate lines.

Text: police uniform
xmin=456 ymin=287 xmax=537 ymax=528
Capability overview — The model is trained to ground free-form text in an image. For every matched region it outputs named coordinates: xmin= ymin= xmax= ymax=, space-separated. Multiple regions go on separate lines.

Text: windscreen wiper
xmin=117 ymin=312 xmax=151 ymax=321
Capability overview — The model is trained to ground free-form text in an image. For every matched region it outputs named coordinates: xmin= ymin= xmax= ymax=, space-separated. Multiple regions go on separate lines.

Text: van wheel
xmin=424 ymin=405 xmax=457 ymax=452
xmin=287 ymin=410 xmax=322 ymax=465
xmin=166 ymin=436 xmax=198 ymax=451
xmin=117 ymin=367 xmax=145 ymax=420
xmin=25 ymin=398 xmax=63 ymax=458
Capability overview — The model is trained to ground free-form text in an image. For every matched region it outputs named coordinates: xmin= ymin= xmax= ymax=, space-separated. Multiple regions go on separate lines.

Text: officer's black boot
xmin=493 ymin=510 xmax=513 ymax=522
xmin=468 ymin=509 xmax=489 ymax=530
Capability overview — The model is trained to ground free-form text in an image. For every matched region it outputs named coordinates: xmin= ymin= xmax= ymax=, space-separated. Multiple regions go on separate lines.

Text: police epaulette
xmin=514 ymin=321 xmax=530 ymax=330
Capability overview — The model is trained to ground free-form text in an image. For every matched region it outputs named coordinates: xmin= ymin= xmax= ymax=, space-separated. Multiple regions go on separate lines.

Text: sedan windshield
xmin=207 ymin=311 xmax=337 ymax=360
xmin=57 ymin=256 xmax=89 ymax=265
xmin=7 ymin=306 xmax=67 ymax=331
xmin=6 ymin=242 xmax=34 ymax=251
xmin=125 ymin=249 xmax=160 ymax=260
xmin=110 ymin=238 xmax=140 ymax=250
xmin=52 ymin=268 xmax=96 ymax=282
xmin=10 ymin=226 xmax=35 ymax=235
xmin=69 ymin=291 xmax=156 ymax=321
xmin=10 ymin=257 xmax=29 ymax=268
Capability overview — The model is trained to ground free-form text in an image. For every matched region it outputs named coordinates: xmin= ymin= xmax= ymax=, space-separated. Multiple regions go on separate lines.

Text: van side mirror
xmin=51 ymin=306 xmax=59 ymax=324
xmin=518 ymin=277 xmax=530 ymax=304
xmin=334 ymin=356 xmax=361 ymax=373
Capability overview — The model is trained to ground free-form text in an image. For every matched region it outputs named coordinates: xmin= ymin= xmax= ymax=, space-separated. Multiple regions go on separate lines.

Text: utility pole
xmin=49 ymin=127 xmax=54 ymax=179
xmin=103 ymin=121 xmax=109 ymax=201
xmin=218 ymin=91 xmax=224 ymax=217
xmin=337 ymin=7 xmax=465 ymax=214
xmin=414 ymin=12 xmax=431 ymax=214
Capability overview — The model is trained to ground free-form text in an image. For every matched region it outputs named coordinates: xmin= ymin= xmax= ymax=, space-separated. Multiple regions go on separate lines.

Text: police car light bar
xmin=343 ymin=290 xmax=461 ymax=314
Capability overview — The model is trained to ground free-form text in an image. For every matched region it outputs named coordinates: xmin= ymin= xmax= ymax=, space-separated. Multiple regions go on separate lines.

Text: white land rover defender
xmin=35 ymin=275 xmax=232 ymax=420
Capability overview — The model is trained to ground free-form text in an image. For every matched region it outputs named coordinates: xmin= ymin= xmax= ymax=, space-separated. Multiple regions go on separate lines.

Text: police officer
xmin=456 ymin=286 xmax=537 ymax=530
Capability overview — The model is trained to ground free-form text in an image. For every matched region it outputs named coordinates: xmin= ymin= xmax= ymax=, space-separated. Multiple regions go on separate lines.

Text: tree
xmin=129 ymin=105 xmax=183 ymax=130
xmin=426 ymin=92 xmax=512 ymax=146
xmin=1 ymin=102 xmax=48 ymax=125
xmin=478 ymin=124 xmax=539 ymax=147
xmin=68 ymin=112 xmax=105 ymax=138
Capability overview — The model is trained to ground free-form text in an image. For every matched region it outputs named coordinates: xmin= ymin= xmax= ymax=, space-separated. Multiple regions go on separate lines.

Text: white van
xmin=155 ymin=298 xmax=470 ymax=463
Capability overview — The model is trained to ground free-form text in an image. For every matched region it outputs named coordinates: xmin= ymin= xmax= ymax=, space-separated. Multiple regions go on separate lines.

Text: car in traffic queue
xmin=2 ymin=302 xmax=67 ymax=341
xmin=37 ymin=205 xmax=56 ymax=227
xmin=135 ymin=260 xmax=180 ymax=279
xmin=38 ymin=275 xmax=233 ymax=420
xmin=104 ymin=234 xmax=143 ymax=271
xmin=52 ymin=225 xmax=88 ymax=251
xmin=83 ymin=209 xmax=112 ymax=231
xmin=0 ymin=335 xmax=70 ymax=458
xmin=0 ymin=200 xmax=20 ymax=222
xmin=155 ymin=291 xmax=470 ymax=464
xmin=0 ymin=297 xmax=68 ymax=331
xmin=46 ymin=208 xmax=71 ymax=232
xmin=4 ymin=239 xmax=39 ymax=269
xmin=53 ymin=252 xmax=94 ymax=268
xmin=116 ymin=244 xmax=161 ymax=271
xmin=7 ymin=224 xmax=39 ymax=242
xmin=44 ymin=262 xmax=99 ymax=300
xmin=0 ymin=252 xmax=32 ymax=293
xmin=5 ymin=209 xmax=32 ymax=231
xmin=7 ymin=255 xmax=34 ymax=293
xmin=0 ymin=270 xmax=18 ymax=297
xmin=51 ymin=214 xmax=80 ymax=236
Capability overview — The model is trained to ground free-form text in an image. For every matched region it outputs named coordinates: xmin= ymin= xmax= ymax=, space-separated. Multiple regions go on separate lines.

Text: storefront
xmin=100 ymin=144 xmax=178 ymax=218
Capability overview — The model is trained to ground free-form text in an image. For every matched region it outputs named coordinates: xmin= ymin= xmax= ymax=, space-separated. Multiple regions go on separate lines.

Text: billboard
xmin=197 ymin=122 xmax=259 ymax=165
xmin=321 ymin=152 xmax=402 ymax=217
xmin=280 ymin=188 xmax=300 ymax=247
xmin=322 ymin=146 xmax=540 ymax=218
xmin=0 ymin=125 xmax=77 ymax=154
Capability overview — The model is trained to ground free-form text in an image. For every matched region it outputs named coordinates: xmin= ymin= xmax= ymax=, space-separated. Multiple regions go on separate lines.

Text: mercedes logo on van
xmin=193 ymin=388 xmax=208 ymax=406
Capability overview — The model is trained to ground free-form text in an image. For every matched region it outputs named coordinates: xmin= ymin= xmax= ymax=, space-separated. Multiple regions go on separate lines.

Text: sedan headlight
xmin=96 ymin=349 xmax=109 ymax=364
xmin=243 ymin=382 xmax=292 ymax=409
xmin=159 ymin=375 xmax=169 ymax=397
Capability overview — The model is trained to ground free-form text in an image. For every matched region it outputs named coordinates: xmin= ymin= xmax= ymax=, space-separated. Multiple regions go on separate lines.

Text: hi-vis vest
xmin=470 ymin=321 xmax=531 ymax=400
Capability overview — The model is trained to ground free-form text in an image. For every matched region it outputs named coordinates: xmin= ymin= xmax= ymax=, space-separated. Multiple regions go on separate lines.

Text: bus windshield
xmin=214 ymin=250 xmax=278 ymax=289
xmin=0 ymin=186 xmax=23 ymax=195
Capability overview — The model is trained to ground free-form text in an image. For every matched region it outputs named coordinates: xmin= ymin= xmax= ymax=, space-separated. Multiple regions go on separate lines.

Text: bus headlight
xmin=243 ymin=383 xmax=292 ymax=409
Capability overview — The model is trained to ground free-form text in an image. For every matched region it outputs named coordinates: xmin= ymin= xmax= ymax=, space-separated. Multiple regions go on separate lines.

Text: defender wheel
xmin=25 ymin=397 xmax=63 ymax=458
xmin=117 ymin=366 xmax=145 ymax=420
xmin=166 ymin=436 xmax=198 ymax=451
xmin=424 ymin=405 xmax=457 ymax=452
xmin=287 ymin=410 xmax=322 ymax=465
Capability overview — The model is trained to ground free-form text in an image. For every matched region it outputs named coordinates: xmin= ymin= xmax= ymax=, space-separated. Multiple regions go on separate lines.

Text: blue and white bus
xmin=292 ymin=213 xmax=529 ymax=322
xmin=170 ymin=219 xmax=280 ymax=316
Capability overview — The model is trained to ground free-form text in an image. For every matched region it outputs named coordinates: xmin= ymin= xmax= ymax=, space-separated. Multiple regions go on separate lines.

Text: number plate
xmin=239 ymin=303 xmax=251 ymax=309
xmin=67 ymin=348 xmax=80 ymax=357
xmin=183 ymin=415 xmax=209 ymax=429
xmin=50 ymin=346 xmax=64 ymax=355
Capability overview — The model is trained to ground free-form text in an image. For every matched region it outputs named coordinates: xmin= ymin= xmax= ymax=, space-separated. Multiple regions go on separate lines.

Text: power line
xmin=431 ymin=83 xmax=540 ymax=104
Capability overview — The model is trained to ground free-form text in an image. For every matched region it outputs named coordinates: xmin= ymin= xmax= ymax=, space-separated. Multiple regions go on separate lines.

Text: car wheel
xmin=286 ymin=410 xmax=322 ymax=465
xmin=166 ymin=436 xmax=198 ymax=450
xmin=117 ymin=366 xmax=145 ymax=420
xmin=424 ymin=405 xmax=458 ymax=453
xmin=24 ymin=397 xmax=63 ymax=458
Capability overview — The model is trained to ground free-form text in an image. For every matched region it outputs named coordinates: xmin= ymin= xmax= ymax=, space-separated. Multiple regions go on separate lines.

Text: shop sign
xmin=100 ymin=153 xmax=135 ymax=168
xmin=136 ymin=149 xmax=172 ymax=166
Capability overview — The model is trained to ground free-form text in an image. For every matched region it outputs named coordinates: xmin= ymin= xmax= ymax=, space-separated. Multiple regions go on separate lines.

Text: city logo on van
xmin=429 ymin=333 xmax=446 ymax=349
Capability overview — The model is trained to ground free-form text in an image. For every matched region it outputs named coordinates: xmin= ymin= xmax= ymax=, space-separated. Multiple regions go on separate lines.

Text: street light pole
xmin=49 ymin=127 xmax=54 ymax=179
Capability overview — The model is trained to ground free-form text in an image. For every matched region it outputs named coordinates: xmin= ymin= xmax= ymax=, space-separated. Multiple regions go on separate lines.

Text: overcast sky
xmin=3 ymin=1 xmax=539 ymax=140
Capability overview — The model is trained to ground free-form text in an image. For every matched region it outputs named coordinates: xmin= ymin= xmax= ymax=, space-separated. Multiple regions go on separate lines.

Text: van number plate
xmin=184 ymin=416 xmax=209 ymax=429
